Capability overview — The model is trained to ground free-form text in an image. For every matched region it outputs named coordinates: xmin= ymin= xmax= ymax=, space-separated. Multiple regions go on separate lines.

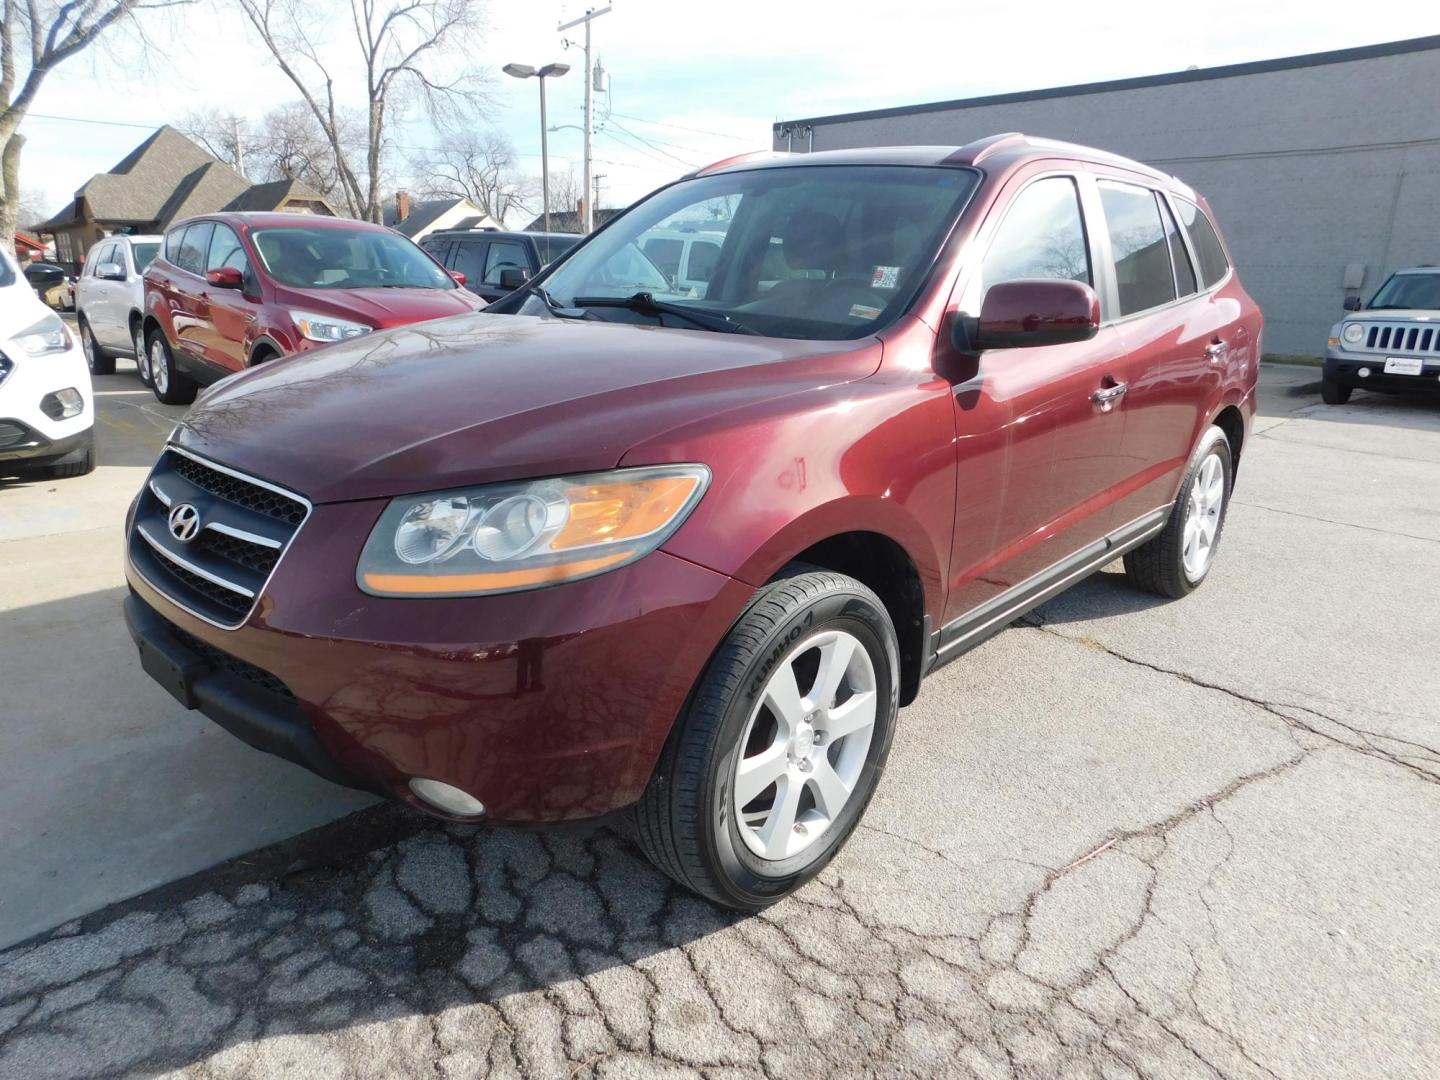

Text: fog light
xmin=1357 ymin=367 xmax=1371 ymax=379
xmin=40 ymin=387 xmax=84 ymax=421
xmin=408 ymin=777 xmax=486 ymax=817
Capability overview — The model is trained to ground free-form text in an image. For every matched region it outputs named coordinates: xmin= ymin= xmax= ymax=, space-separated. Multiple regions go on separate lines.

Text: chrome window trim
xmin=128 ymin=444 xmax=313 ymax=631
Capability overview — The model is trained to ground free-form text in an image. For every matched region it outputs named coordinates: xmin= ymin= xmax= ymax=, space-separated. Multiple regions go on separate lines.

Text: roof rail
xmin=947 ymin=132 xmax=1027 ymax=165
xmin=688 ymin=150 xmax=786 ymax=178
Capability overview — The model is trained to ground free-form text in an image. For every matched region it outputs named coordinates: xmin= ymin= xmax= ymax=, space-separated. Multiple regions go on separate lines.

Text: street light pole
xmin=558 ymin=5 xmax=611 ymax=234
xmin=503 ymin=62 xmax=570 ymax=234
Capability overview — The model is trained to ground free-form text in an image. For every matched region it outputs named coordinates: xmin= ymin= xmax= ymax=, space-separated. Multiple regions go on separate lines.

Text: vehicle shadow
xmin=1027 ymin=564 xmax=1172 ymax=627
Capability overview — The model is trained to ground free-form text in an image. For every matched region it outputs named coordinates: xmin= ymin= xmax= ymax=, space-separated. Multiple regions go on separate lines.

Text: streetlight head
xmin=538 ymin=62 xmax=571 ymax=78
xmin=503 ymin=63 xmax=536 ymax=79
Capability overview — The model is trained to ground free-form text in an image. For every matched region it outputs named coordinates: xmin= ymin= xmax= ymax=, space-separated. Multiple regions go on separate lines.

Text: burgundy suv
xmin=124 ymin=135 xmax=1260 ymax=909
xmin=141 ymin=213 xmax=483 ymax=404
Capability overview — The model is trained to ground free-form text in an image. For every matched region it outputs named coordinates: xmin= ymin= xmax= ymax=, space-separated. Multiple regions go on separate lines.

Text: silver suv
xmin=74 ymin=234 xmax=162 ymax=383
xmin=1324 ymin=267 xmax=1440 ymax=404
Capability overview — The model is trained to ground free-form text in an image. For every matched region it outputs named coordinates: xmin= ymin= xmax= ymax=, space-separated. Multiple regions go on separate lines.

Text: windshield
xmin=532 ymin=164 xmax=978 ymax=340
xmin=1368 ymin=272 xmax=1440 ymax=311
xmin=131 ymin=242 xmax=160 ymax=273
xmin=251 ymin=226 xmax=455 ymax=290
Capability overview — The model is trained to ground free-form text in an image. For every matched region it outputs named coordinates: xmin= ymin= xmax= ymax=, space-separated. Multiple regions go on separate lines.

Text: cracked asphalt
xmin=2 ymin=364 xmax=1439 ymax=1079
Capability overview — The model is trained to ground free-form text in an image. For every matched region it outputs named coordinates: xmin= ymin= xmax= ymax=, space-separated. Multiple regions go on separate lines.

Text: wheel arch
xmin=248 ymin=335 xmax=284 ymax=365
xmin=1209 ymin=402 xmax=1246 ymax=477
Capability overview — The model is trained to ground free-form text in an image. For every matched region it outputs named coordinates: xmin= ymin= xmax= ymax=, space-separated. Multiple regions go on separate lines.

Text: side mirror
xmin=960 ymin=279 xmax=1101 ymax=351
xmin=1342 ymin=296 xmax=1363 ymax=312
xmin=498 ymin=266 xmax=528 ymax=291
xmin=448 ymin=270 xmax=468 ymax=287
xmin=206 ymin=267 xmax=244 ymax=289
xmin=97 ymin=262 xmax=126 ymax=281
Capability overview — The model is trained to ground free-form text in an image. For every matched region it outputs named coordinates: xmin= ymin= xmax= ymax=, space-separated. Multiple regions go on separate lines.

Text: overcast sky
xmin=20 ymin=0 xmax=1440 ymax=224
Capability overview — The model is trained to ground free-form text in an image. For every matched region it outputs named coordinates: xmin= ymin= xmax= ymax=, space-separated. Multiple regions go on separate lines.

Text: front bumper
xmin=0 ymin=420 xmax=91 ymax=465
xmin=1324 ymin=347 xmax=1440 ymax=394
xmin=124 ymin=498 xmax=752 ymax=823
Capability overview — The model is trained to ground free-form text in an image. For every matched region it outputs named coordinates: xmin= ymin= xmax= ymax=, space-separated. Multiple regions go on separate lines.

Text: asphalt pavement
xmin=1 ymin=363 xmax=1437 ymax=1079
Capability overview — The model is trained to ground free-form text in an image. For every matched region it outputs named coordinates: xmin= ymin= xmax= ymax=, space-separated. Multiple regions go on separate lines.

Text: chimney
xmin=576 ymin=196 xmax=585 ymax=224
xmin=396 ymin=190 xmax=411 ymax=222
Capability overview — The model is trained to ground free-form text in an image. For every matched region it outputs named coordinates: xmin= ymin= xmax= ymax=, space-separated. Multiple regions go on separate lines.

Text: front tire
xmin=80 ymin=318 xmax=115 ymax=376
xmin=147 ymin=329 xmax=196 ymax=405
xmin=1321 ymin=377 xmax=1352 ymax=405
xmin=133 ymin=323 xmax=153 ymax=387
xmin=1124 ymin=425 xmax=1233 ymax=599
xmin=38 ymin=431 xmax=95 ymax=479
xmin=634 ymin=566 xmax=899 ymax=910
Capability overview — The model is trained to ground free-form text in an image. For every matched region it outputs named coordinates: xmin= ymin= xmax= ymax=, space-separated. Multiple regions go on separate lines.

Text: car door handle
xmin=1205 ymin=339 xmax=1228 ymax=361
xmin=1091 ymin=382 xmax=1128 ymax=404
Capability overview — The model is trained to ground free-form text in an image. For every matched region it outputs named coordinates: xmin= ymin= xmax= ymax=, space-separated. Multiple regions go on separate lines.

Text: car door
xmin=198 ymin=223 xmax=260 ymax=374
xmin=942 ymin=170 xmax=1133 ymax=624
xmin=1091 ymin=177 xmax=1227 ymax=526
xmin=478 ymin=239 xmax=530 ymax=302
xmin=446 ymin=239 xmax=489 ymax=296
xmin=167 ymin=222 xmax=214 ymax=366
xmin=83 ymin=243 xmax=119 ymax=343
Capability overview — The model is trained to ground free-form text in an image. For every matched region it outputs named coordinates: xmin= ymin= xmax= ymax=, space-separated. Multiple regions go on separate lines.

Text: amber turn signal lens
xmin=550 ymin=475 xmax=703 ymax=552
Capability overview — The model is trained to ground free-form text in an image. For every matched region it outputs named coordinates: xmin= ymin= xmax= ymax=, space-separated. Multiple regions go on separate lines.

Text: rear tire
xmin=633 ymin=565 xmax=899 ymax=910
xmin=147 ymin=329 xmax=197 ymax=405
xmin=1321 ymin=377 xmax=1352 ymax=405
xmin=1124 ymin=425 xmax=1233 ymax=599
xmin=80 ymin=318 xmax=115 ymax=376
xmin=132 ymin=322 xmax=153 ymax=387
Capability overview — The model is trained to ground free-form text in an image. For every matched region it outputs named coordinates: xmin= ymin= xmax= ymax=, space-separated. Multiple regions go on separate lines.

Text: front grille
xmin=169 ymin=451 xmax=308 ymax=525
xmin=171 ymin=625 xmax=296 ymax=701
xmin=1358 ymin=322 xmax=1440 ymax=355
xmin=127 ymin=447 xmax=310 ymax=628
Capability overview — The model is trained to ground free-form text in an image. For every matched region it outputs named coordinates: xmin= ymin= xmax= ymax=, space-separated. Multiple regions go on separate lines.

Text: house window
xmin=57 ymin=234 xmax=73 ymax=262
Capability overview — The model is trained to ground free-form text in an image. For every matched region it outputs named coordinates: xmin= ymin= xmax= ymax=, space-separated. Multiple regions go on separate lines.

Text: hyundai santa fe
xmin=123 ymin=135 xmax=1261 ymax=910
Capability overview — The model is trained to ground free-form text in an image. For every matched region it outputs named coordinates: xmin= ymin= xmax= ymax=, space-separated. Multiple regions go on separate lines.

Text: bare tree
xmin=177 ymin=107 xmax=247 ymax=170
xmin=0 ymin=0 xmax=187 ymax=252
xmin=231 ymin=0 xmax=488 ymax=223
xmin=409 ymin=128 xmax=536 ymax=226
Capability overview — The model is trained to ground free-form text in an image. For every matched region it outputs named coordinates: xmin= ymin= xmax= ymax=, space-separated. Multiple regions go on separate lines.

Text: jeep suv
xmin=123 ymin=135 xmax=1260 ymax=910
xmin=141 ymin=213 xmax=485 ymax=404
xmin=1324 ymin=267 xmax=1440 ymax=403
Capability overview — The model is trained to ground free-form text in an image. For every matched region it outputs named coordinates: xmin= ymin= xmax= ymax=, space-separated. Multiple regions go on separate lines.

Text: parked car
xmin=123 ymin=135 xmax=1260 ymax=910
xmin=1324 ymin=266 xmax=1440 ymax=403
xmin=141 ymin=213 xmax=485 ymax=404
xmin=420 ymin=229 xmax=578 ymax=302
xmin=0 ymin=248 xmax=94 ymax=479
xmin=23 ymin=261 xmax=74 ymax=311
xmin=75 ymin=234 xmax=162 ymax=381
xmin=638 ymin=227 xmax=724 ymax=296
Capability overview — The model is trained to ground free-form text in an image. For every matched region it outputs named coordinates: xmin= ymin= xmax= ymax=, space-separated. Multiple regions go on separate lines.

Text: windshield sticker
xmin=848 ymin=304 xmax=883 ymax=320
xmin=871 ymin=265 xmax=901 ymax=289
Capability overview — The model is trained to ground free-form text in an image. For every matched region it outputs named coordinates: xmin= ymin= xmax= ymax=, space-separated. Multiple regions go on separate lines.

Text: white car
xmin=74 ymin=234 xmax=162 ymax=383
xmin=0 ymin=247 xmax=94 ymax=478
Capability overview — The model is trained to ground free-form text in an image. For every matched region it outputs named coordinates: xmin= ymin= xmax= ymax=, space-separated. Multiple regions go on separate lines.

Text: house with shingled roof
xmin=39 ymin=126 xmax=337 ymax=271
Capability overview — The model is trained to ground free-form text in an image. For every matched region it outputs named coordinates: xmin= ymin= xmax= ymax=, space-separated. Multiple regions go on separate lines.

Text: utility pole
xmin=558 ymin=4 xmax=611 ymax=233
xmin=592 ymin=173 xmax=606 ymax=222
xmin=232 ymin=116 xmax=247 ymax=179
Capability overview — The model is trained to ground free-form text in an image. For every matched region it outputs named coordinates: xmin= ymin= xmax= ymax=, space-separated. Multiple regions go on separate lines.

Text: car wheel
xmin=633 ymin=566 xmax=899 ymax=910
xmin=133 ymin=324 xmax=153 ymax=387
xmin=147 ymin=329 xmax=197 ymax=405
xmin=1124 ymin=424 xmax=1233 ymax=599
xmin=80 ymin=317 xmax=115 ymax=376
xmin=39 ymin=432 xmax=95 ymax=479
xmin=1321 ymin=377 xmax=1352 ymax=405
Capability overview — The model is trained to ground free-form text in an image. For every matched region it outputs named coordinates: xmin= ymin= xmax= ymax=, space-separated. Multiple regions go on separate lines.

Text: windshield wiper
xmin=525 ymin=283 xmax=587 ymax=319
xmin=571 ymin=292 xmax=760 ymax=335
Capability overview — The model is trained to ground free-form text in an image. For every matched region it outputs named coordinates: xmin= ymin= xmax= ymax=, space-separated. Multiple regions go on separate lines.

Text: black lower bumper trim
xmin=0 ymin=420 xmax=91 ymax=464
xmin=123 ymin=593 xmax=374 ymax=793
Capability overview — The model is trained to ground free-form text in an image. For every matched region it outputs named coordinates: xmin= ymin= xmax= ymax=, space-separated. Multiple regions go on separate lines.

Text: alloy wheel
xmin=151 ymin=338 xmax=169 ymax=394
xmin=1183 ymin=452 xmax=1225 ymax=580
xmin=733 ymin=629 xmax=877 ymax=861
xmin=135 ymin=328 xmax=150 ymax=381
xmin=81 ymin=326 xmax=95 ymax=370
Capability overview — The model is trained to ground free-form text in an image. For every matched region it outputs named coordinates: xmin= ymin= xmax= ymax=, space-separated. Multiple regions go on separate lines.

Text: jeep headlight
xmin=357 ymin=465 xmax=710 ymax=596
xmin=1341 ymin=323 xmax=1365 ymax=345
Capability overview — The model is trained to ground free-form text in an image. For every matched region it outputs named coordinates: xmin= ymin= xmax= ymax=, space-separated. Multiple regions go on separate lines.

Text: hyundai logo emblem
xmin=167 ymin=502 xmax=201 ymax=543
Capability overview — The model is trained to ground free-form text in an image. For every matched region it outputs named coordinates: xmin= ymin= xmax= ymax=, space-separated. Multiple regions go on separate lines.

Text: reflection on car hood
xmin=175 ymin=312 xmax=878 ymax=502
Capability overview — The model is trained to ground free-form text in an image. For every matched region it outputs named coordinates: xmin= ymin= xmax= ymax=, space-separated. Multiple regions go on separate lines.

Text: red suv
xmin=123 ymin=135 xmax=1260 ymax=910
xmin=141 ymin=213 xmax=483 ymax=404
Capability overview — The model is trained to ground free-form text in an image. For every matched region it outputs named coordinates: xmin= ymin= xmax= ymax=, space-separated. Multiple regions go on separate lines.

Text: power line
xmin=606 ymin=110 xmax=753 ymax=143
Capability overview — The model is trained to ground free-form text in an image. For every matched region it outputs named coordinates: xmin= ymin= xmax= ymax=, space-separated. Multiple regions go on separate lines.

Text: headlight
xmin=357 ymin=465 xmax=710 ymax=596
xmin=1341 ymin=323 xmax=1365 ymax=345
xmin=13 ymin=313 xmax=73 ymax=356
xmin=290 ymin=310 xmax=372 ymax=343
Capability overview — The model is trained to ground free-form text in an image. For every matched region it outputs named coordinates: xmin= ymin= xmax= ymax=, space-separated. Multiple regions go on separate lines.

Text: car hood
xmin=276 ymin=285 xmax=483 ymax=326
xmin=175 ymin=312 xmax=880 ymax=503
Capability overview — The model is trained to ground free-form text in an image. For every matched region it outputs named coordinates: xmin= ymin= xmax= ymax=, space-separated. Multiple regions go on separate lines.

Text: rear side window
xmin=1174 ymin=199 xmax=1229 ymax=287
xmin=175 ymin=223 xmax=214 ymax=275
xmin=983 ymin=176 xmax=1091 ymax=289
xmin=164 ymin=228 xmax=185 ymax=264
xmin=1098 ymin=182 xmax=1175 ymax=316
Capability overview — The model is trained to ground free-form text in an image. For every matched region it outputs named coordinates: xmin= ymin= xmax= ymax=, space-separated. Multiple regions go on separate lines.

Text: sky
xmin=18 ymin=0 xmax=1440 ymax=226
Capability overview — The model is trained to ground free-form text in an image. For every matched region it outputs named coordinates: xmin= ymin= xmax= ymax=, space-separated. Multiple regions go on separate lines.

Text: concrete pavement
xmin=1 ymin=364 xmax=1438 ymax=1078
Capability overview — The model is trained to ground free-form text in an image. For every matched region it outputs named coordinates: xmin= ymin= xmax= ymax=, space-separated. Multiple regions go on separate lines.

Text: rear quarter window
xmin=1174 ymin=199 xmax=1230 ymax=287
